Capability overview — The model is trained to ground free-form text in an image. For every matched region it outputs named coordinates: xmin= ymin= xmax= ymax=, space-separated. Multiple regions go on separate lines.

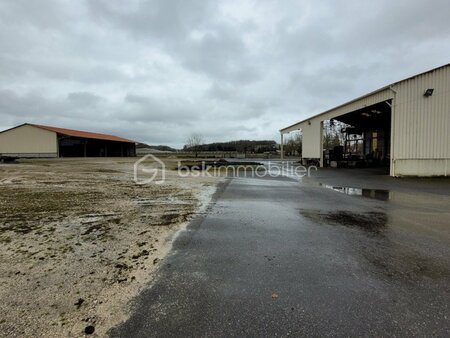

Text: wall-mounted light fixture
xmin=308 ymin=120 xmax=311 ymax=125
xmin=424 ymin=88 xmax=434 ymax=97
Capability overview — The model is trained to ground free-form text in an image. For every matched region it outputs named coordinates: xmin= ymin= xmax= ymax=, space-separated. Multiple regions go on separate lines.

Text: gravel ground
xmin=0 ymin=157 xmax=222 ymax=337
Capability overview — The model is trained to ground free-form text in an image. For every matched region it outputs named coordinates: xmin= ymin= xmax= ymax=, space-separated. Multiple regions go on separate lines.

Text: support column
xmin=319 ymin=121 xmax=324 ymax=167
xmin=389 ymin=98 xmax=396 ymax=177
xmin=56 ymin=136 xmax=60 ymax=158
xmin=280 ymin=133 xmax=284 ymax=160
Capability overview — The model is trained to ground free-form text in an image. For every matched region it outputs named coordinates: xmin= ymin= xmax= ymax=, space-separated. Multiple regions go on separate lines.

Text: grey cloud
xmin=67 ymin=92 xmax=104 ymax=106
xmin=0 ymin=90 xmax=64 ymax=118
xmin=86 ymin=0 xmax=261 ymax=84
xmin=0 ymin=0 xmax=73 ymax=30
xmin=86 ymin=0 xmax=217 ymax=42
xmin=206 ymin=83 xmax=237 ymax=101
xmin=0 ymin=55 xmax=136 ymax=84
xmin=206 ymin=83 xmax=279 ymax=120
xmin=181 ymin=29 xmax=260 ymax=83
xmin=1 ymin=0 xmax=450 ymax=148
xmin=123 ymin=93 xmax=196 ymax=124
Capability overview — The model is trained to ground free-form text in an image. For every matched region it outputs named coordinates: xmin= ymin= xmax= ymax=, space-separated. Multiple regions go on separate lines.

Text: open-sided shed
xmin=0 ymin=123 xmax=136 ymax=158
xmin=281 ymin=63 xmax=450 ymax=177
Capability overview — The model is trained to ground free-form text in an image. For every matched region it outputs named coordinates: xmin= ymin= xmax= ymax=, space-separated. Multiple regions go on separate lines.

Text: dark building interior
xmin=58 ymin=136 xmax=136 ymax=157
xmin=326 ymin=100 xmax=392 ymax=168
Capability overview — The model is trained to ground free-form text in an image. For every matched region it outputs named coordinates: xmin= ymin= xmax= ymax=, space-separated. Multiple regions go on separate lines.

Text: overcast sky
xmin=1 ymin=0 xmax=449 ymax=148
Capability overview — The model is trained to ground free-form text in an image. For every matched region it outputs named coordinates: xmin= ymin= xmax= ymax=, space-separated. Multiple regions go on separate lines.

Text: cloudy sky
xmin=1 ymin=0 xmax=449 ymax=148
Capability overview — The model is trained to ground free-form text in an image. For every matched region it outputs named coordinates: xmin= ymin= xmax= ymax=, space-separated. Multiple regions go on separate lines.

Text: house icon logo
xmin=133 ymin=154 xmax=166 ymax=185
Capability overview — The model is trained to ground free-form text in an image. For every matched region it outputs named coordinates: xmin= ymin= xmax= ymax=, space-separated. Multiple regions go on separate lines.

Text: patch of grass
xmin=0 ymin=188 xmax=104 ymax=235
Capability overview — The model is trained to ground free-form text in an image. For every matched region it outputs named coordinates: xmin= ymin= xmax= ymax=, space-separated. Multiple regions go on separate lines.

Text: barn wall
xmin=391 ymin=66 xmax=450 ymax=176
xmin=0 ymin=125 xmax=58 ymax=157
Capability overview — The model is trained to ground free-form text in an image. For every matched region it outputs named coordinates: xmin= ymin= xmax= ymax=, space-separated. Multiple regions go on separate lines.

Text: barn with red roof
xmin=0 ymin=123 xmax=136 ymax=157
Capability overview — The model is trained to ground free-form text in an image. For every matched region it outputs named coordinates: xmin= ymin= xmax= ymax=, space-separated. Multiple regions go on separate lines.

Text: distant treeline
xmin=136 ymin=143 xmax=177 ymax=152
xmin=184 ymin=140 xmax=277 ymax=153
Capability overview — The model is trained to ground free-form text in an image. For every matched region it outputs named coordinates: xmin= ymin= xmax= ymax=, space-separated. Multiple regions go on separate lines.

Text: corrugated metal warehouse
xmin=0 ymin=123 xmax=136 ymax=157
xmin=281 ymin=63 xmax=450 ymax=177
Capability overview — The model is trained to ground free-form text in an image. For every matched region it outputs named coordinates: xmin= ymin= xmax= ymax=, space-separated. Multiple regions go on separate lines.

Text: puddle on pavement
xmin=300 ymin=209 xmax=387 ymax=233
xmin=319 ymin=184 xmax=391 ymax=201
xmin=301 ymin=209 xmax=450 ymax=281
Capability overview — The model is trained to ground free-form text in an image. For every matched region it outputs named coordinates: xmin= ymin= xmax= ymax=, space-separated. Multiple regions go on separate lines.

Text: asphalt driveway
xmin=110 ymin=171 xmax=450 ymax=337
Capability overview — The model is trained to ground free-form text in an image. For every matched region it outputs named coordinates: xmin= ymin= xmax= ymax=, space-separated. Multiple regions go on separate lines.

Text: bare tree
xmin=185 ymin=133 xmax=204 ymax=157
xmin=291 ymin=132 xmax=302 ymax=156
xmin=323 ymin=119 xmax=346 ymax=150
xmin=283 ymin=131 xmax=302 ymax=157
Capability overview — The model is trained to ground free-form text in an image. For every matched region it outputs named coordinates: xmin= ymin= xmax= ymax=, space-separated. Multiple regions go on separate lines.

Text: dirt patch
xmin=0 ymin=158 xmax=222 ymax=337
xmin=300 ymin=209 xmax=387 ymax=233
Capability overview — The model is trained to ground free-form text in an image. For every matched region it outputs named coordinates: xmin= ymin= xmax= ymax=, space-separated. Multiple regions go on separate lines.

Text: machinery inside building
xmin=323 ymin=100 xmax=392 ymax=168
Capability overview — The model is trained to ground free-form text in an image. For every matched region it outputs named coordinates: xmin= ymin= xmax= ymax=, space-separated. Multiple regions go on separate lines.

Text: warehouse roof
xmin=30 ymin=124 xmax=135 ymax=143
xmin=0 ymin=123 xmax=135 ymax=143
xmin=281 ymin=62 xmax=450 ymax=132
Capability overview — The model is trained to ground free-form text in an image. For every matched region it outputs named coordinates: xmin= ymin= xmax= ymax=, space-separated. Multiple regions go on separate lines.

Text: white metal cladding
xmin=0 ymin=124 xmax=58 ymax=156
xmin=394 ymin=159 xmax=449 ymax=176
xmin=391 ymin=65 xmax=450 ymax=170
xmin=298 ymin=120 xmax=322 ymax=158
xmin=281 ymin=63 xmax=450 ymax=176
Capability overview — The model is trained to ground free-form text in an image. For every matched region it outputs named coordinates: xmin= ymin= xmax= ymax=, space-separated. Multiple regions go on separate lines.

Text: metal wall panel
xmin=394 ymin=159 xmax=448 ymax=176
xmin=0 ymin=124 xmax=58 ymax=156
xmin=392 ymin=65 xmax=450 ymax=176
xmin=298 ymin=120 xmax=322 ymax=158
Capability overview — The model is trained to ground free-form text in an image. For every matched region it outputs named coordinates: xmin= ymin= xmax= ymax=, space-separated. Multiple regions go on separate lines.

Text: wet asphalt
xmin=110 ymin=171 xmax=450 ymax=337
